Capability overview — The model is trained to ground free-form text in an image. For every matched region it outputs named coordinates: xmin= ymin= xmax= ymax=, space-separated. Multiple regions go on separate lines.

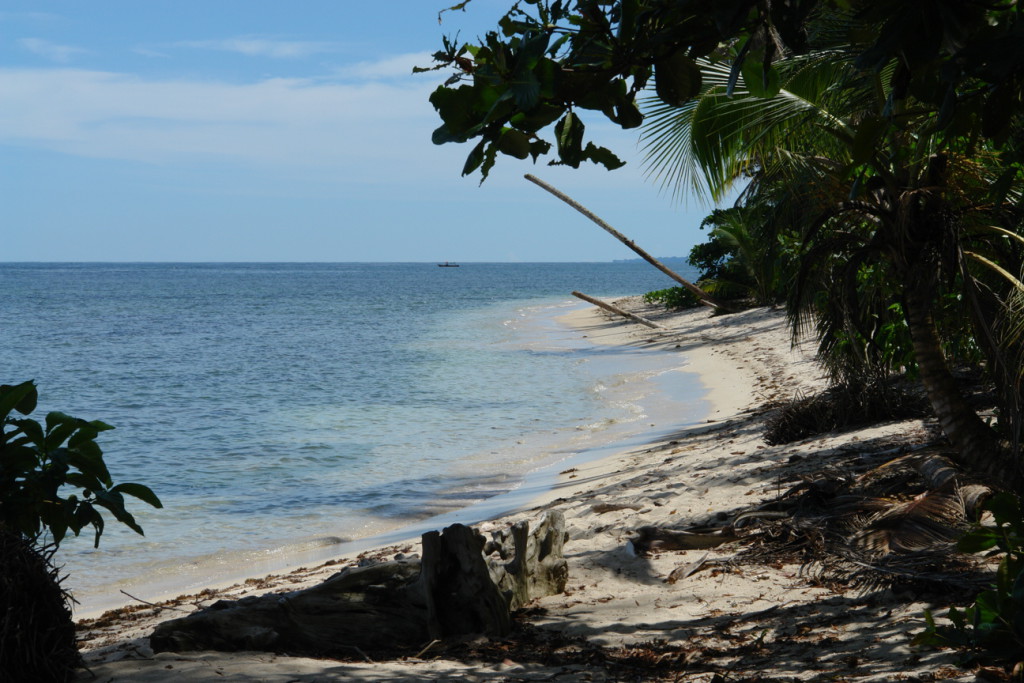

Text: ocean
xmin=0 ymin=262 xmax=707 ymax=615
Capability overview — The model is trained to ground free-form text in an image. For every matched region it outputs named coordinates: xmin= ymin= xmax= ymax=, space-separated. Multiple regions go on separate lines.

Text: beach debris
xmin=763 ymin=381 xmax=931 ymax=445
xmin=591 ymin=502 xmax=644 ymax=514
xmin=149 ymin=511 xmax=568 ymax=658
xmin=666 ymin=552 xmax=715 ymax=583
xmin=631 ymin=525 xmax=740 ymax=554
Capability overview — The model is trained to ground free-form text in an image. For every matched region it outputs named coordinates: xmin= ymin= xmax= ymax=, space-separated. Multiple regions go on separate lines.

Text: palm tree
xmin=639 ymin=47 xmax=1024 ymax=486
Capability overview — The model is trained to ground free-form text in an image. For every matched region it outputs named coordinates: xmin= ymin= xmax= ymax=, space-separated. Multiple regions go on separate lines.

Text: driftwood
xmin=572 ymin=291 xmax=667 ymax=330
xmin=631 ymin=525 xmax=739 ymax=554
xmin=150 ymin=511 xmax=567 ymax=657
xmin=525 ymin=174 xmax=730 ymax=311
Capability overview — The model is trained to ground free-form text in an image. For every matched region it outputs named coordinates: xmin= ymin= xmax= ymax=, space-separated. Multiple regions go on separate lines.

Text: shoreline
xmin=76 ymin=299 xmax=976 ymax=682
xmin=70 ymin=298 xmax=706 ymax=621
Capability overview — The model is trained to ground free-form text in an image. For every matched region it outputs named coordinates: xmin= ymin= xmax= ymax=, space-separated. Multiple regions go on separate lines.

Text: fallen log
xmin=572 ymin=291 xmax=667 ymax=330
xmin=150 ymin=511 xmax=568 ymax=657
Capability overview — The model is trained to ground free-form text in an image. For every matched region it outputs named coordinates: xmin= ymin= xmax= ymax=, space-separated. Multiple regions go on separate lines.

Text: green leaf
xmin=0 ymin=381 xmax=37 ymax=420
xmin=0 ymin=446 xmax=40 ymax=474
xmin=65 ymin=447 xmax=113 ymax=487
xmin=462 ymin=139 xmax=487 ymax=175
xmin=48 ymin=515 xmax=68 ymax=546
xmin=497 ymin=128 xmax=532 ymax=159
xmin=959 ymin=528 xmax=1001 ymax=553
xmin=528 ymin=138 xmax=551 ymax=161
xmin=85 ymin=420 xmax=115 ymax=433
xmin=990 ymin=167 xmax=1018 ymax=206
xmin=582 ymin=143 xmax=626 ymax=171
xmin=613 ymin=100 xmax=643 ymax=129
xmin=849 ymin=117 xmax=888 ymax=167
xmin=987 ymin=493 xmax=1023 ymax=529
xmin=10 ymin=418 xmax=46 ymax=450
xmin=65 ymin=471 xmax=105 ymax=493
xmin=112 ymin=482 xmax=163 ymax=509
xmin=45 ymin=412 xmax=81 ymax=451
xmin=432 ymin=123 xmax=466 ymax=145
xmin=510 ymin=103 xmax=564 ymax=133
xmin=479 ymin=142 xmax=499 ymax=181
xmin=741 ymin=59 xmax=781 ymax=99
xmin=556 ymin=112 xmax=585 ymax=166
xmin=95 ymin=490 xmax=144 ymax=537
xmin=655 ymin=52 xmax=702 ymax=107
xmin=429 ymin=84 xmax=483 ymax=140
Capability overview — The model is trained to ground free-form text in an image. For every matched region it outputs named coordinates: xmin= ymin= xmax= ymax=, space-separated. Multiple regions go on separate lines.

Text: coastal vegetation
xmin=427 ymin=0 xmax=1024 ymax=673
xmin=1 ymin=381 xmax=160 ymax=681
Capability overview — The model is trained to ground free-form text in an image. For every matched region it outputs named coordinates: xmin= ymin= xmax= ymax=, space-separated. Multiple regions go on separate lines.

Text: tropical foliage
xmin=1 ymin=380 xmax=161 ymax=681
xmin=641 ymin=286 xmax=700 ymax=310
xmin=0 ymin=380 xmax=162 ymax=548
xmin=428 ymin=0 xmax=1024 ymax=488
xmin=916 ymin=493 xmax=1024 ymax=671
xmin=641 ymin=18 xmax=1024 ymax=487
xmin=644 ymin=206 xmax=785 ymax=309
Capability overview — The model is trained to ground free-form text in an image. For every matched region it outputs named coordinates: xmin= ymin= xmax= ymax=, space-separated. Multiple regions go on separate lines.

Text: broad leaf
xmin=740 ymin=58 xmax=780 ymax=99
xmin=0 ymin=381 xmax=37 ymax=420
xmin=655 ymin=52 xmax=702 ymax=107
xmin=112 ymin=482 xmax=163 ymax=509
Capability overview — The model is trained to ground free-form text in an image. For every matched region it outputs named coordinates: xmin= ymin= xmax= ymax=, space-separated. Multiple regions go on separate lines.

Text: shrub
xmin=642 ymin=287 xmax=701 ymax=310
xmin=0 ymin=380 xmax=161 ymax=547
xmin=915 ymin=493 xmax=1024 ymax=674
xmin=0 ymin=380 xmax=161 ymax=682
xmin=764 ymin=380 xmax=931 ymax=445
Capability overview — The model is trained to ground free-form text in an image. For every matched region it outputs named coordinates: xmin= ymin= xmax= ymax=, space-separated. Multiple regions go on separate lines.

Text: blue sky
xmin=1 ymin=1 xmax=720 ymax=262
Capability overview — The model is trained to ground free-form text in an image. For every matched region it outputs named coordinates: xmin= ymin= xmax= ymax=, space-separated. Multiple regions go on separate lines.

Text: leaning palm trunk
xmin=902 ymin=279 xmax=1015 ymax=487
xmin=524 ymin=174 xmax=731 ymax=311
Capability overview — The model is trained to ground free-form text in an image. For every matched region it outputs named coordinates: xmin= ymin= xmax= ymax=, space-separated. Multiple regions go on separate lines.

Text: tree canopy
xmin=426 ymin=0 xmax=1024 ymax=180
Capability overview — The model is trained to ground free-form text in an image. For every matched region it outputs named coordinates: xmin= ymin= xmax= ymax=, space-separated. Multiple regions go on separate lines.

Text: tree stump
xmin=486 ymin=509 xmax=568 ymax=610
xmin=150 ymin=511 xmax=568 ymax=657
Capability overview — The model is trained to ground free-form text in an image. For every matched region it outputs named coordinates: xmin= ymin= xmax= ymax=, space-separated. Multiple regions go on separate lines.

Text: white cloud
xmin=335 ymin=52 xmax=434 ymax=80
xmin=0 ymin=11 xmax=62 ymax=22
xmin=176 ymin=38 xmax=340 ymax=59
xmin=0 ymin=66 xmax=445 ymax=176
xmin=0 ymin=57 xmax=658 ymax=200
xmin=132 ymin=46 xmax=171 ymax=59
xmin=18 ymin=37 xmax=88 ymax=63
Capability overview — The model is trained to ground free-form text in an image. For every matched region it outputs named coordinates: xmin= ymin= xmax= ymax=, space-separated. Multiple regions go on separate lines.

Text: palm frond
xmin=639 ymin=52 xmax=857 ymax=204
xmin=852 ymin=490 xmax=968 ymax=553
xmin=964 ymin=251 xmax=1024 ymax=294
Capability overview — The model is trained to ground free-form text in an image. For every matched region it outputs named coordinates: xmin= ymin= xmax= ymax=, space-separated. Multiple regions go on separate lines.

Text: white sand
xmin=74 ymin=300 xmax=974 ymax=682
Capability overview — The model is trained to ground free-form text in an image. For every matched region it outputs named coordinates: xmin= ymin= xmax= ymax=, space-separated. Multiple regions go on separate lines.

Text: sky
xmin=1 ymin=1 xmax=723 ymax=262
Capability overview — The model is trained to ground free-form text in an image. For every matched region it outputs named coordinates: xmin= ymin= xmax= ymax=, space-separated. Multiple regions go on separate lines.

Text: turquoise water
xmin=0 ymin=262 xmax=706 ymax=614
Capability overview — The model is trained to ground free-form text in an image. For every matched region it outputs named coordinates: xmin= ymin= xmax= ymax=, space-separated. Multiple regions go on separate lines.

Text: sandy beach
xmin=74 ymin=299 xmax=977 ymax=682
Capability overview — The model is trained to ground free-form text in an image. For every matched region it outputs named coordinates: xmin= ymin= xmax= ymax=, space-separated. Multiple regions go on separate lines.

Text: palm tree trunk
xmin=524 ymin=174 xmax=732 ymax=311
xmin=903 ymin=280 xmax=1013 ymax=486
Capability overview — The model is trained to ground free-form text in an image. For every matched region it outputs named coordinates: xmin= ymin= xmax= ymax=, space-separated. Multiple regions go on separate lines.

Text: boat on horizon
xmin=437 ymin=262 xmax=460 ymax=267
